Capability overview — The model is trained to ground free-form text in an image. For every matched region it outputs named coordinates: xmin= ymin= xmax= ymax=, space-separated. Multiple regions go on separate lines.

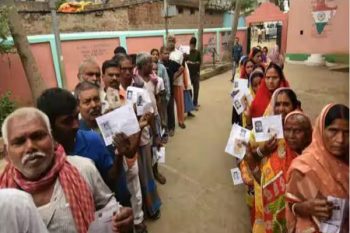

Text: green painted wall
xmin=2 ymin=27 xmax=247 ymax=87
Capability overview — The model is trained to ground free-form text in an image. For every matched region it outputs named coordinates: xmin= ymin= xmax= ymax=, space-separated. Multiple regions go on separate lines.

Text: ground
xmin=0 ymin=63 xmax=348 ymax=232
xmin=145 ymin=63 xmax=348 ymax=232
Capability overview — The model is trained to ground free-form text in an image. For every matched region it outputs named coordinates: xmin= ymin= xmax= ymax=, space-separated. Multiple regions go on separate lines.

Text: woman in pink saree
xmin=286 ymin=104 xmax=349 ymax=233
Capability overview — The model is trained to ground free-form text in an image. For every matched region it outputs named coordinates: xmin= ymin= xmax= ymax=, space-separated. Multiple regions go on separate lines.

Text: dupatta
xmin=250 ymin=77 xmax=289 ymax=118
xmin=286 ymin=104 xmax=349 ymax=233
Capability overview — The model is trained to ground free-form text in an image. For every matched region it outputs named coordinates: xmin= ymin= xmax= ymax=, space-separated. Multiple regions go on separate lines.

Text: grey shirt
xmin=38 ymin=156 xmax=115 ymax=233
xmin=157 ymin=63 xmax=171 ymax=102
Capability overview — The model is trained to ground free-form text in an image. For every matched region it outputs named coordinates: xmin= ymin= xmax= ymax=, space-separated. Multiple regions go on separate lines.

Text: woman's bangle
xmin=253 ymin=166 xmax=260 ymax=173
xmin=256 ymin=147 xmax=264 ymax=158
xmin=291 ymin=203 xmax=297 ymax=216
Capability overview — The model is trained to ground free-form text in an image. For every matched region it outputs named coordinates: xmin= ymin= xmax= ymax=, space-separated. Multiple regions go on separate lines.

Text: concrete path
xmin=146 ymin=63 xmax=348 ymax=233
xmin=146 ymin=71 xmax=251 ymax=233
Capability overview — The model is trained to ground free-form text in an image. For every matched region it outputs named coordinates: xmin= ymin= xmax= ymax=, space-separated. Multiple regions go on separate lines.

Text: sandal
xmin=135 ymin=222 xmax=148 ymax=233
xmin=154 ymin=172 xmax=166 ymax=185
xmin=149 ymin=210 xmax=161 ymax=220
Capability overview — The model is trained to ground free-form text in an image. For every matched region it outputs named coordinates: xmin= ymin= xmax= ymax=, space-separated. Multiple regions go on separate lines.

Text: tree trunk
xmin=3 ymin=0 xmax=46 ymax=103
xmin=164 ymin=0 xmax=169 ymax=40
xmin=230 ymin=0 xmax=242 ymax=46
xmin=221 ymin=0 xmax=242 ymax=62
xmin=229 ymin=0 xmax=242 ymax=63
xmin=197 ymin=0 xmax=206 ymax=63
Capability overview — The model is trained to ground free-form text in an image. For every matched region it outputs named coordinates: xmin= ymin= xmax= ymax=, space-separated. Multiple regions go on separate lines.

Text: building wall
xmin=17 ymin=1 xmax=224 ymax=35
xmin=286 ymin=0 xmax=349 ymax=55
xmin=0 ymin=43 xmax=57 ymax=105
xmin=1 ymin=28 xmax=246 ymax=106
xmin=223 ymin=12 xmax=246 ymax=28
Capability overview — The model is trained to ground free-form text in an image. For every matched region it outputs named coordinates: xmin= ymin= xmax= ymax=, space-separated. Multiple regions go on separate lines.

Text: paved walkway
xmin=146 ymin=63 xmax=349 ymax=232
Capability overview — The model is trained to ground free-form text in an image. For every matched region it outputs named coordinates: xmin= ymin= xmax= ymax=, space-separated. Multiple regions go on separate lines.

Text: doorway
xmin=247 ymin=21 xmax=282 ymax=53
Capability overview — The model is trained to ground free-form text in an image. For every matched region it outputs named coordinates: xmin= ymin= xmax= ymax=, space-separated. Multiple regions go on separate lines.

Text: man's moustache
xmin=89 ymin=108 xmax=101 ymax=116
xmin=21 ymin=152 xmax=46 ymax=165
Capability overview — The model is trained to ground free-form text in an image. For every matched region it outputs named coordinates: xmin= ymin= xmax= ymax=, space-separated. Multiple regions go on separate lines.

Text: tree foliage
xmin=0 ymin=92 xmax=16 ymax=137
xmin=232 ymin=0 xmax=258 ymax=15
xmin=206 ymin=0 xmax=258 ymax=14
xmin=0 ymin=6 xmax=14 ymax=54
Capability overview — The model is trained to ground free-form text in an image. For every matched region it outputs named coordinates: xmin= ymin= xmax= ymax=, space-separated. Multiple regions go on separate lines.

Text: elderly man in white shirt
xmin=167 ymin=35 xmax=186 ymax=129
xmin=0 ymin=189 xmax=48 ymax=233
xmin=0 ymin=107 xmax=133 ymax=233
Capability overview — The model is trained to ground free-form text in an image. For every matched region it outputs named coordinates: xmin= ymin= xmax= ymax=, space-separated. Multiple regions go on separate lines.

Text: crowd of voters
xmin=0 ymin=33 xmax=348 ymax=233
xmin=0 ymin=35 xmax=201 ymax=233
xmin=230 ymin=38 xmax=349 ymax=233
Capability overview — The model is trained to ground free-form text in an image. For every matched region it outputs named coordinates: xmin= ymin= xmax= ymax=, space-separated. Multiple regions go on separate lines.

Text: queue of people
xmin=230 ymin=45 xmax=349 ymax=233
xmin=0 ymin=35 xmax=202 ymax=233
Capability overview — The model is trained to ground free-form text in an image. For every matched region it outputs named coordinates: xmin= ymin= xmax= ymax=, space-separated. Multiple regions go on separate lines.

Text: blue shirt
xmin=72 ymin=130 xmax=114 ymax=179
xmin=78 ymin=120 xmax=131 ymax=206
xmin=232 ymin=43 xmax=243 ymax=62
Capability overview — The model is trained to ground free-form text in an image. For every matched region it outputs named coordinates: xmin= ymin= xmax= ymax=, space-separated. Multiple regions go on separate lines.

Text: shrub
xmin=0 ymin=92 xmax=16 ymax=137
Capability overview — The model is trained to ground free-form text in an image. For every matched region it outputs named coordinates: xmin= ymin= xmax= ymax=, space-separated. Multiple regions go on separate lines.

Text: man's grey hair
xmin=1 ymin=107 xmax=52 ymax=145
xmin=74 ymin=81 xmax=99 ymax=102
xmin=77 ymin=57 xmax=99 ymax=78
xmin=136 ymin=52 xmax=152 ymax=69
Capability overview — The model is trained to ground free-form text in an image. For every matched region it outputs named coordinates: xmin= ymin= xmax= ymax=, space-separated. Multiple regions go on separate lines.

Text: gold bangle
xmin=291 ymin=203 xmax=297 ymax=216
xmin=256 ymin=147 xmax=264 ymax=158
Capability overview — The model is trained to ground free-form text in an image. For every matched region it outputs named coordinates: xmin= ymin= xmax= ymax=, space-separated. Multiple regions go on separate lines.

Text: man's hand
xmin=178 ymin=66 xmax=185 ymax=73
xmin=154 ymin=136 xmax=163 ymax=150
xmin=113 ymin=133 xmax=130 ymax=156
xmin=294 ymin=198 xmax=333 ymax=221
xmin=112 ymin=207 xmax=133 ymax=233
xmin=139 ymin=112 xmax=153 ymax=129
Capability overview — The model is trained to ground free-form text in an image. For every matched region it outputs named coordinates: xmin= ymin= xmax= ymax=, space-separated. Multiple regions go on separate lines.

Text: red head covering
xmin=250 ymin=68 xmax=289 ymax=118
xmin=240 ymin=59 xmax=254 ymax=79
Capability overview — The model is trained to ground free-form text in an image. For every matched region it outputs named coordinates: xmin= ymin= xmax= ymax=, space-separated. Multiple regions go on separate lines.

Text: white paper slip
xmin=152 ymin=147 xmax=166 ymax=165
xmin=88 ymin=199 xmax=121 ymax=233
xmin=243 ymin=88 xmax=254 ymax=105
xmin=232 ymin=78 xmax=248 ymax=92
xmin=230 ymin=168 xmax=243 ymax=185
xmin=319 ymin=196 xmax=349 ymax=233
xmin=225 ymin=124 xmax=251 ymax=160
xmin=252 ymin=115 xmax=284 ymax=142
xmin=232 ymin=90 xmax=247 ymax=115
xmin=96 ymin=104 xmax=141 ymax=146
xmin=126 ymin=86 xmax=154 ymax=116
xmin=179 ymin=45 xmax=190 ymax=54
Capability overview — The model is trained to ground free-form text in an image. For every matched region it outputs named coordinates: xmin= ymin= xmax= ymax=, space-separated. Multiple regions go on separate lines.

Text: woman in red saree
xmin=250 ymin=62 xmax=289 ymax=118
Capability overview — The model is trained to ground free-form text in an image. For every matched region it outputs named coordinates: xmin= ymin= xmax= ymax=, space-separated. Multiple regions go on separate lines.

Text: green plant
xmin=0 ymin=5 xmax=15 ymax=54
xmin=0 ymin=92 xmax=16 ymax=137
